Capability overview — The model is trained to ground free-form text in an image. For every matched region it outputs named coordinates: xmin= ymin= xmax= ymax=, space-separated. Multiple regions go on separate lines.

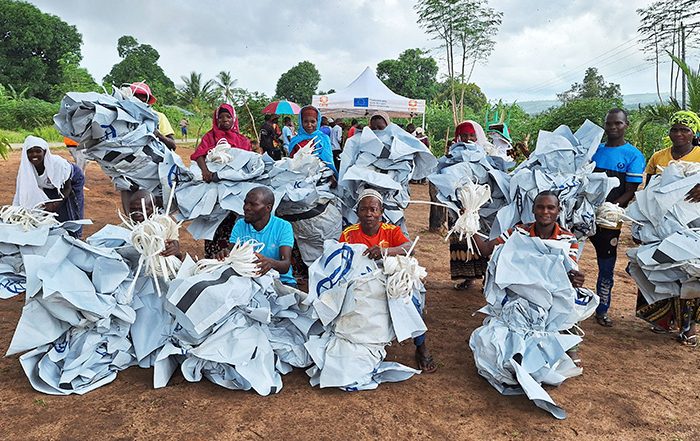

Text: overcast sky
xmin=27 ymin=0 xmax=665 ymax=102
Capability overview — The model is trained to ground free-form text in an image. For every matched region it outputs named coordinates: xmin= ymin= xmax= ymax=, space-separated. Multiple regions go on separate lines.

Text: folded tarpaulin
xmin=470 ymin=232 xmax=598 ymax=419
xmin=305 ymin=241 xmax=423 ymax=390
xmin=338 ymin=125 xmax=438 ymax=235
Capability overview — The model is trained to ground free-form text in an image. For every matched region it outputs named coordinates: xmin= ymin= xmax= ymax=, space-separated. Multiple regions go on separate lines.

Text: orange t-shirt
xmin=339 ymin=223 xmax=409 ymax=249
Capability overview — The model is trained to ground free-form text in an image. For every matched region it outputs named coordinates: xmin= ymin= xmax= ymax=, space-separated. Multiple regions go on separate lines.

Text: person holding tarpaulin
xmin=588 ymin=108 xmax=646 ymax=327
xmin=473 ymin=190 xmax=586 ymax=363
xmin=217 ymin=187 xmax=297 ymax=287
xmin=636 ymin=110 xmax=700 ymax=347
xmin=190 ymin=103 xmax=252 ymax=258
xmin=339 ymin=188 xmax=437 ymax=373
xmin=13 ymin=135 xmax=85 ymax=238
xmin=129 ymin=82 xmax=177 ymax=152
xmin=448 ymin=121 xmax=494 ymax=290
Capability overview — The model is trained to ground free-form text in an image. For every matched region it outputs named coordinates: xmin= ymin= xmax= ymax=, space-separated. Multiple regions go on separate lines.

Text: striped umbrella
xmin=262 ymin=100 xmax=301 ymax=115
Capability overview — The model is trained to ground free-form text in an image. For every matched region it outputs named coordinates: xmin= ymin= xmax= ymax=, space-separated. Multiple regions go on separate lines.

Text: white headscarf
xmin=13 ymin=136 xmax=73 ymax=208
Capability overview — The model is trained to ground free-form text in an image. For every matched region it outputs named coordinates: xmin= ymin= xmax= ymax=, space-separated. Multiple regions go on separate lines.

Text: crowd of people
xmin=8 ymin=80 xmax=700 ymax=390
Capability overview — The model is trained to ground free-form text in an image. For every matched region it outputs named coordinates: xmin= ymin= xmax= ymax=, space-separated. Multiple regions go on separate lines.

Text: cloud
xmin=27 ymin=0 xmax=659 ymax=102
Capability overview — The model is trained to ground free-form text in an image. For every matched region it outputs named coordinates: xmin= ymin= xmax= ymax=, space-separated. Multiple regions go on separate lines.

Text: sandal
xmin=678 ymin=333 xmax=698 ymax=347
xmin=650 ymin=326 xmax=669 ymax=334
xmin=567 ymin=350 xmax=582 ymax=367
xmin=415 ymin=350 xmax=438 ymax=373
xmin=595 ymin=314 xmax=613 ymax=327
xmin=453 ymin=280 xmax=473 ymax=291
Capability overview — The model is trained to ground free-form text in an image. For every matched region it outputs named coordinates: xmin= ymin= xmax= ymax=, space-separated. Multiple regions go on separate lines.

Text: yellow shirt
xmin=156 ymin=111 xmax=175 ymax=137
xmin=645 ymin=146 xmax=700 ymax=176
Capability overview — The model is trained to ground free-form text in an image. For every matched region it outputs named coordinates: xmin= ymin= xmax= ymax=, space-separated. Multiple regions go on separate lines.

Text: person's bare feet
xmin=415 ymin=344 xmax=437 ymax=373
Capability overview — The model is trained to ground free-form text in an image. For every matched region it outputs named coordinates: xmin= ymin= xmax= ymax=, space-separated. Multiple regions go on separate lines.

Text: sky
xmin=26 ymin=0 xmax=666 ymax=102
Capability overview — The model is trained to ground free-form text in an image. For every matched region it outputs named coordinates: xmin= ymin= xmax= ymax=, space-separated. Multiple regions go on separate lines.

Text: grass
xmin=0 ymin=126 xmax=64 ymax=143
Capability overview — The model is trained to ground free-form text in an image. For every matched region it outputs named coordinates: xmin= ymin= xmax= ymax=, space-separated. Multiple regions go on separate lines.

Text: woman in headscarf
xmin=447 ymin=121 xmax=492 ymax=290
xmin=288 ymin=105 xmax=337 ymax=176
xmin=191 ymin=103 xmax=252 ymax=258
xmin=636 ymin=110 xmax=700 ymax=346
xmin=368 ymin=111 xmax=391 ymax=131
xmin=13 ymin=135 xmax=85 ymax=237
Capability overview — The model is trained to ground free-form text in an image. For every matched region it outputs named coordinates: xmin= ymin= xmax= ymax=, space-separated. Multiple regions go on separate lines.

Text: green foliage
xmin=423 ymin=101 xmax=479 ymax=157
xmin=557 ymin=67 xmax=622 ymax=103
xmin=530 ymin=97 xmax=623 ymax=133
xmin=231 ymin=88 xmax=271 ymax=141
xmin=668 ymin=52 xmax=700 ymax=112
xmin=274 ymin=61 xmax=320 ymax=106
xmin=628 ymin=100 xmax=679 ymax=158
xmin=51 ymin=53 xmax=99 ymax=98
xmin=0 ymin=134 xmax=9 ymax=159
xmin=434 ymin=81 xmax=487 ymax=114
xmin=177 ymin=71 xmax=218 ymax=114
xmin=377 ymin=49 xmax=439 ymax=101
xmin=103 ymin=35 xmax=177 ymax=104
xmin=0 ymin=126 xmax=63 ymax=143
xmin=0 ymin=98 xmax=57 ymax=130
xmin=0 ymin=0 xmax=83 ymax=101
xmin=214 ymin=71 xmax=238 ymax=104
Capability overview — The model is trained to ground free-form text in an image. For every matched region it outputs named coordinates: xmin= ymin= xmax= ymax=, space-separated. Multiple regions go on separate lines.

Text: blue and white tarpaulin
xmin=626 ymin=162 xmax=700 ymax=304
xmin=304 ymin=241 xmax=424 ymax=390
xmin=338 ymin=125 xmax=438 ymax=235
xmin=470 ymin=232 xmax=598 ymax=419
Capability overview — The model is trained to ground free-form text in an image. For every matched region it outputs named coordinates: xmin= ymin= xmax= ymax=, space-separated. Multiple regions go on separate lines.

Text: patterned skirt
xmin=449 ymin=235 xmax=488 ymax=281
xmin=204 ymin=213 xmax=237 ymax=259
xmin=636 ymin=291 xmax=700 ymax=333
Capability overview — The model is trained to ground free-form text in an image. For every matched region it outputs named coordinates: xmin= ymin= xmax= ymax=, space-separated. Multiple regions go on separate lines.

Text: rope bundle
xmin=445 ymin=181 xmax=491 ymax=254
xmin=383 ymin=238 xmax=426 ymax=301
xmin=0 ymin=205 xmax=59 ymax=230
xmin=595 ymin=202 xmax=637 ymax=228
xmin=120 ymin=185 xmax=181 ymax=301
xmin=206 ymin=141 xmax=234 ymax=164
xmin=289 ymin=137 xmax=322 ymax=171
xmin=194 ymin=239 xmax=263 ymax=277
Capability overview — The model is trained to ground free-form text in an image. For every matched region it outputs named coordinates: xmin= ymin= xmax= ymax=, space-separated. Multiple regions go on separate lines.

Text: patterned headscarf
xmin=670 ymin=110 xmax=700 ymax=133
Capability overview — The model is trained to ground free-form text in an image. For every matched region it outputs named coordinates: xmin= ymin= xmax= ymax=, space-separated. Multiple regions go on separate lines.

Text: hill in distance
xmin=515 ymin=92 xmax=671 ymax=115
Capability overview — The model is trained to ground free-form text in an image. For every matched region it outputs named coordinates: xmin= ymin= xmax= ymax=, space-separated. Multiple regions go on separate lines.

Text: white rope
xmin=664 ymin=160 xmax=700 ymax=176
xmin=289 ymin=136 xmax=322 ymax=171
xmin=383 ymin=236 xmax=427 ymax=301
xmin=206 ymin=140 xmax=234 ymax=164
xmin=444 ymin=181 xmax=491 ymax=254
xmin=0 ymin=205 xmax=60 ymax=230
xmin=194 ymin=239 xmax=263 ymax=277
xmin=595 ymin=202 xmax=639 ymax=228
xmin=119 ymin=183 xmax=181 ymax=302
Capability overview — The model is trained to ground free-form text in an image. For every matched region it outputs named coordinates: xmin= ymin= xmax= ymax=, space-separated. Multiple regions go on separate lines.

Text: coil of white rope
xmin=194 ymin=239 xmax=263 ymax=277
xmin=0 ymin=205 xmax=60 ymax=230
xmin=444 ymin=181 xmax=491 ymax=254
xmin=595 ymin=202 xmax=639 ymax=228
xmin=206 ymin=140 xmax=234 ymax=164
xmin=383 ymin=237 xmax=427 ymax=301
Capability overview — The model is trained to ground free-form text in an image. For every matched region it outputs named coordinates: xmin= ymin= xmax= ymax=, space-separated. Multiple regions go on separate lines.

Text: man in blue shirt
xmin=221 ymin=187 xmax=296 ymax=286
xmin=590 ymin=108 xmax=645 ymax=327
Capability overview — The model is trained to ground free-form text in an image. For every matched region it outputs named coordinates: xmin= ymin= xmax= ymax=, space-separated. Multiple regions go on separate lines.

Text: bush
xmin=529 ymin=97 xmax=622 ymax=134
xmin=0 ymin=98 xmax=59 ymax=130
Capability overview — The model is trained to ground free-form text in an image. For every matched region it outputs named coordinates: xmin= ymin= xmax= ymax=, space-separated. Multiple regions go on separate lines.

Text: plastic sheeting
xmin=304 ymin=241 xmax=424 ymax=390
xmin=338 ymin=125 xmax=438 ymax=235
xmin=470 ymin=232 xmax=599 ymax=419
xmin=626 ymin=162 xmax=700 ymax=304
xmin=53 ymin=90 xmax=179 ymax=197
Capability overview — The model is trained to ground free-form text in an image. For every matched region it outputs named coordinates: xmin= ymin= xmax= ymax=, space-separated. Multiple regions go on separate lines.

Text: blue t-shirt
xmin=591 ymin=142 xmax=645 ymax=202
xmin=229 ymin=215 xmax=296 ymax=286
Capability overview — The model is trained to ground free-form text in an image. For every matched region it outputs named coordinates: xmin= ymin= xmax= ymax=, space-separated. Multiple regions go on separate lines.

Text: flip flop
xmin=453 ymin=280 xmax=472 ymax=291
xmin=678 ymin=334 xmax=698 ymax=347
xmin=415 ymin=350 xmax=438 ymax=373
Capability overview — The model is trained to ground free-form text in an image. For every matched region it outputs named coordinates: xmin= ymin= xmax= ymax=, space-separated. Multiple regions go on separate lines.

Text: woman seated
xmin=13 ymin=135 xmax=85 ymax=237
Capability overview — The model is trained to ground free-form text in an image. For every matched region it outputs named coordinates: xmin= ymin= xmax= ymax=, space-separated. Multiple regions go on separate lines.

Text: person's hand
xmin=215 ymin=248 xmax=230 ymax=261
xmin=568 ymin=270 xmax=585 ymax=288
xmin=363 ymin=245 xmax=383 ymax=260
xmin=41 ymin=201 xmax=62 ymax=212
xmin=201 ymin=167 xmax=214 ymax=183
xmin=329 ymin=174 xmax=338 ymax=189
xmin=254 ymin=252 xmax=273 ymax=275
xmin=685 ymin=184 xmax=700 ymax=203
xmin=161 ymin=240 xmax=181 ymax=258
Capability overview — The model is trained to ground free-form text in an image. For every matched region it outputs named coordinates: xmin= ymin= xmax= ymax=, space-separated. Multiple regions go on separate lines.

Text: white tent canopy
xmin=312 ymin=67 xmax=426 ymax=119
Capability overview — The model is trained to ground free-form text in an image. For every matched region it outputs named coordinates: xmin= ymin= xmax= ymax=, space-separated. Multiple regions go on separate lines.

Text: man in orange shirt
xmin=339 ymin=189 xmax=437 ymax=373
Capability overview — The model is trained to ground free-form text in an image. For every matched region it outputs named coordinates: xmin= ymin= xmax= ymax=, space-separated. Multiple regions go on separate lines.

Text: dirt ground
xmin=0 ymin=147 xmax=698 ymax=441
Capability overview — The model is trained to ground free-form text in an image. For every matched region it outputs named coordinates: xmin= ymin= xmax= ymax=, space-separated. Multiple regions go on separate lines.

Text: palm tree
xmin=177 ymin=72 xmax=217 ymax=114
xmin=668 ymin=52 xmax=700 ymax=113
xmin=214 ymin=71 xmax=238 ymax=104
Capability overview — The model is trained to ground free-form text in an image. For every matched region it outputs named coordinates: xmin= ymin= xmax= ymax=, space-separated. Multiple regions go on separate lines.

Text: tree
xmin=531 ymin=97 xmax=623 ymax=135
xmin=0 ymin=0 xmax=83 ymax=100
xmin=415 ymin=0 xmax=502 ymax=124
xmin=556 ymin=67 xmax=622 ymax=103
xmin=103 ymin=35 xmax=177 ymax=104
xmin=377 ymin=48 xmax=439 ymax=101
xmin=274 ymin=61 xmax=321 ymax=105
xmin=51 ymin=53 xmax=99 ymax=98
xmin=177 ymin=72 xmax=218 ymax=114
xmin=434 ymin=81 xmax=487 ymax=113
xmin=637 ymin=0 xmax=700 ymax=103
xmin=214 ymin=71 xmax=238 ymax=104
xmin=669 ymin=52 xmax=700 ymax=112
